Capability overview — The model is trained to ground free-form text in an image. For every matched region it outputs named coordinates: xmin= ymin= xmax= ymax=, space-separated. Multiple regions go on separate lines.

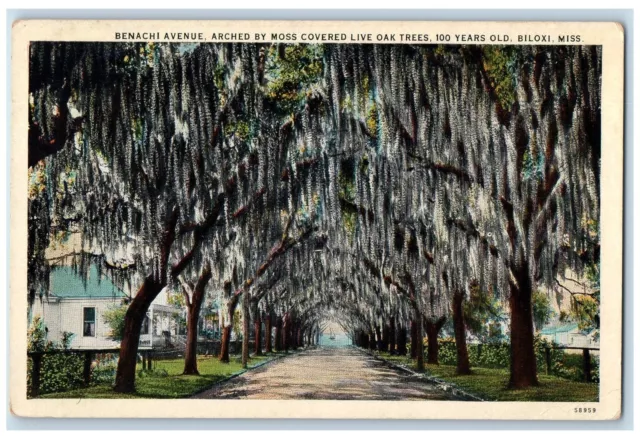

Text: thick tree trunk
xmin=414 ymin=309 xmax=425 ymax=372
xmin=275 ymin=317 xmax=283 ymax=351
xmin=183 ymin=304 xmax=200 ymax=375
xmin=282 ymin=315 xmax=290 ymax=352
xmin=368 ymin=331 xmax=376 ymax=350
xmin=388 ymin=317 xmax=396 ymax=353
xmin=114 ymin=277 xmax=164 ymax=393
xmin=509 ymin=267 xmax=539 ymax=388
xmin=219 ymin=295 xmax=240 ymax=363
xmin=254 ymin=315 xmax=262 ymax=356
xmin=291 ymin=324 xmax=298 ymax=349
xmin=183 ymin=265 xmax=212 ymax=375
xmin=265 ymin=314 xmax=273 ymax=353
xmin=452 ymin=291 xmax=471 ymax=375
xmin=375 ymin=326 xmax=383 ymax=351
xmin=410 ymin=320 xmax=418 ymax=358
xmin=219 ymin=325 xmax=232 ymax=363
xmin=425 ymin=317 xmax=446 ymax=365
xmin=241 ymin=292 xmax=250 ymax=368
xmin=397 ymin=325 xmax=408 ymax=356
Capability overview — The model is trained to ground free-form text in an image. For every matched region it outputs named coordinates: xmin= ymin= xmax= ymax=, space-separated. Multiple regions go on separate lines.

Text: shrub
xmin=433 ymin=336 xmax=598 ymax=383
xmin=91 ymin=353 xmax=119 ymax=385
xmin=102 ymin=304 xmax=128 ymax=341
xmin=27 ymin=316 xmax=85 ymax=395
xmin=438 ymin=340 xmax=457 ymax=366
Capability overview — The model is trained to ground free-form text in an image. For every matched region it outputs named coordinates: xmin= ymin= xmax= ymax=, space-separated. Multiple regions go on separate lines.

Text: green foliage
xmin=167 ymin=290 xmax=186 ymax=308
xmin=102 ymin=304 xmax=128 ymax=341
xmin=337 ymin=160 xmax=358 ymax=237
xmin=463 ymin=283 xmax=506 ymax=342
xmin=427 ymin=363 xmax=598 ymax=402
xmin=27 ymin=316 xmax=85 ymax=395
xmin=550 ymin=352 xmax=600 ymax=384
xmin=366 ymin=103 xmax=378 ymax=139
xmin=213 ymin=63 xmax=226 ymax=91
xmin=39 ymin=355 xmax=277 ymax=399
xmin=91 ymin=354 xmax=118 ymax=385
xmin=226 ymin=120 xmax=251 ymax=141
xmin=60 ymin=331 xmax=75 ymax=349
xmin=28 ymin=315 xmax=48 ymax=352
xmin=532 ymin=290 xmax=553 ymax=331
xmin=568 ymin=262 xmax=600 ymax=340
xmin=436 ymin=336 xmax=598 ymax=384
xmin=381 ymin=353 xmax=598 ymax=401
xmin=138 ymin=368 xmax=169 ymax=378
xmin=28 ymin=353 xmax=85 ymax=395
xmin=265 ymin=44 xmax=324 ymax=115
xmin=482 ymin=46 xmax=521 ymax=110
xmin=232 ymin=310 xmax=242 ymax=339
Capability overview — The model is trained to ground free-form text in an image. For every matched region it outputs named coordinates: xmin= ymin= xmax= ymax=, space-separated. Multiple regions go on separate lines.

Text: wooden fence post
xmin=83 ymin=352 xmax=94 ymax=386
xmin=147 ymin=351 xmax=152 ymax=370
xmin=30 ymin=353 xmax=43 ymax=398
xmin=545 ymin=347 xmax=552 ymax=375
xmin=583 ymin=348 xmax=592 ymax=382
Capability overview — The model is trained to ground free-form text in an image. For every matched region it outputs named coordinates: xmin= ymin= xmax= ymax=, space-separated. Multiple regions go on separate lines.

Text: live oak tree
xmin=30 ymin=42 xmax=601 ymax=392
xmin=322 ymin=44 xmax=601 ymax=387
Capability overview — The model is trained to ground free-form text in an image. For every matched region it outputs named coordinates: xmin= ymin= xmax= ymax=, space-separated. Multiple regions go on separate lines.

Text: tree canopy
xmin=28 ymin=41 xmax=601 ymax=391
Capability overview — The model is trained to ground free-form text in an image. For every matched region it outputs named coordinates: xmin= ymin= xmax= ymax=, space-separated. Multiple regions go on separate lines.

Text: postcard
xmin=10 ymin=20 xmax=624 ymax=419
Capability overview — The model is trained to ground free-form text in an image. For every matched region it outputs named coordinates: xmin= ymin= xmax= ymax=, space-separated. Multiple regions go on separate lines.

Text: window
xmin=141 ymin=315 xmax=150 ymax=335
xmin=83 ymin=307 xmax=96 ymax=337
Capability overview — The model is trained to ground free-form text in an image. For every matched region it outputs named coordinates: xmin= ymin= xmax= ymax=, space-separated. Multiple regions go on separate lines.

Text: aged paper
xmin=11 ymin=20 xmax=623 ymax=420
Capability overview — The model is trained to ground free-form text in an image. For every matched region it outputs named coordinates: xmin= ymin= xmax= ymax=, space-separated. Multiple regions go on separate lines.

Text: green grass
xmin=39 ymin=353 xmax=284 ymax=399
xmin=375 ymin=353 xmax=599 ymax=402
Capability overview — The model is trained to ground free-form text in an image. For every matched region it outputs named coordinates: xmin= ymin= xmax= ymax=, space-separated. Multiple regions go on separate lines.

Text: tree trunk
xmin=452 ymin=291 xmax=471 ymax=375
xmin=397 ymin=325 xmax=408 ymax=356
xmin=381 ymin=325 xmax=389 ymax=352
xmin=375 ymin=326 xmax=382 ymax=351
xmin=509 ymin=267 xmax=539 ymax=388
xmin=414 ymin=309 xmax=424 ymax=372
xmin=388 ymin=317 xmax=396 ymax=353
xmin=410 ymin=320 xmax=418 ymax=358
xmin=114 ymin=277 xmax=164 ymax=393
xmin=182 ymin=265 xmax=212 ymax=375
xmin=425 ymin=316 xmax=446 ymax=365
xmin=282 ymin=315 xmax=289 ymax=352
xmin=219 ymin=296 xmax=239 ymax=363
xmin=368 ymin=331 xmax=376 ymax=350
xmin=254 ymin=315 xmax=262 ymax=356
xmin=183 ymin=304 xmax=200 ymax=375
xmin=291 ymin=324 xmax=297 ymax=349
xmin=241 ymin=292 xmax=250 ymax=368
xmin=265 ymin=314 xmax=273 ymax=353
xmin=219 ymin=325 xmax=232 ymax=363
xmin=275 ymin=317 xmax=283 ymax=351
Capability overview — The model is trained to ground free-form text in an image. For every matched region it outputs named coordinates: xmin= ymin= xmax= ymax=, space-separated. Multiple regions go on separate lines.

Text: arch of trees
xmin=28 ymin=41 xmax=601 ymax=393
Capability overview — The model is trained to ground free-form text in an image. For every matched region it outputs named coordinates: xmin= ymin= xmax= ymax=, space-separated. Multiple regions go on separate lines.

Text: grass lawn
xmin=39 ymin=352 xmax=285 ymax=399
xmin=375 ymin=352 xmax=599 ymax=402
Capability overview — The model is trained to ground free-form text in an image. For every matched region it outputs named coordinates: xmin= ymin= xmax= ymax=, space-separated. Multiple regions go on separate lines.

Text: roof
xmin=50 ymin=265 xmax=127 ymax=299
xmin=539 ymin=323 xmax=579 ymax=335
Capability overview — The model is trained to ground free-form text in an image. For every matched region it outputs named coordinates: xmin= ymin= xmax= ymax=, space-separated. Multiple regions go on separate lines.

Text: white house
xmin=30 ymin=264 xmax=184 ymax=350
xmin=539 ymin=323 xmax=599 ymax=349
